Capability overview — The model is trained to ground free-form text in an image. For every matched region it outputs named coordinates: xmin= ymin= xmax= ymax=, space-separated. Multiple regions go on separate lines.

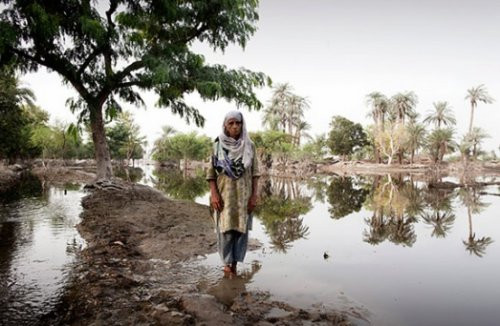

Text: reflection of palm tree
xmin=363 ymin=175 xmax=419 ymax=246
xmin=422 ymin=210 xmax=455 ymax=238
xmin=305 ymin=177 xmax=328 ymax=203
xmin=459 ymin=187 xmax=493 ymax=257
xmin=255 ymin=177 xmax=312 ymax=253
xmin=267 ymin=216 xmax=310 ymax=252
xmin=463 ymin=233 xmax=493 ymax=257
xmin=363 ymin=208 xmax=389 ymax=245
xmin=388 ymin=216 xmax=417 ymax=247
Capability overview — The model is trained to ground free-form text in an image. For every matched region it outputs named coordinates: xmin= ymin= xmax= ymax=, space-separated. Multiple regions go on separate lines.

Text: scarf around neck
xmin=213 ymin=110 xmax=254 ymax=179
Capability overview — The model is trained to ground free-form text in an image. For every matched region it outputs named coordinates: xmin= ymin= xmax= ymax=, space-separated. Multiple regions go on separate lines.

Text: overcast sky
xmin=23 ymin=0 xmax=500 ymax=154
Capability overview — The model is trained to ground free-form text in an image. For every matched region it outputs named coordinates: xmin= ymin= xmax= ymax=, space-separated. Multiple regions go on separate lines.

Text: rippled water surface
xmin=0 ymin=176 xmax=84 ymax=325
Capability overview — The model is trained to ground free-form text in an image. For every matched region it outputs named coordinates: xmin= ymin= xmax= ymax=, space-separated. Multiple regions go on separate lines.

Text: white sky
xmin=22 ymin=0 xmax=500 ymax=155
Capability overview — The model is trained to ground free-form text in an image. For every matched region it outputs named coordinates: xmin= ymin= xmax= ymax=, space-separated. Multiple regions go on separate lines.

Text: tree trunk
xmin=468 ymin=103 xmax=475 ymax=134
xmin=374 ymin=144 xmax=380 ymax=163
xmin=90 ymin=107 xmax=113 ymax=180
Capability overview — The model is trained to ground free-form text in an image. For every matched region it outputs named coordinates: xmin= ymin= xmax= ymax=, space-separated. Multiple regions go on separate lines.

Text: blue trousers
xmin=216 ymin=215 xmax=252 ymax=264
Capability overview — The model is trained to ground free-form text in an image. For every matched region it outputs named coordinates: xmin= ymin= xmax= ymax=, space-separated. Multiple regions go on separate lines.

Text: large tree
xmin=1 ymin=1 xmax=268 ymax=179
xmin=327 ymin=116 xmax=368 ymax=160
xmin=465 ymin=85 xmax=494 ymax=134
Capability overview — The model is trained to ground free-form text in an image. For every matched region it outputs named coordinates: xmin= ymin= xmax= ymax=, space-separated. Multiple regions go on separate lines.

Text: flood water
xmin=0 ymin=174 xmax=84 ymax=325
xmin=1 ymin=167 xmax=499 ymax=326
xmin=179 ymin=172 xmax=500 ymax=326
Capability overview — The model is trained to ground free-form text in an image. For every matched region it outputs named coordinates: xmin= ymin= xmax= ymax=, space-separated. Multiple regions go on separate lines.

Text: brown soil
xmin=316 ymin=160 xmax=500 ymax=178
xmin=31 ymin=166 xmax=97 ymax=185
xmin=43 ymin=180 xmax=351 ymax=325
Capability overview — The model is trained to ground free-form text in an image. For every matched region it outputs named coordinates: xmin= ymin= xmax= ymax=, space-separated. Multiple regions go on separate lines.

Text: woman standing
xmin=207 ymin=110 xmax=260 ymax=276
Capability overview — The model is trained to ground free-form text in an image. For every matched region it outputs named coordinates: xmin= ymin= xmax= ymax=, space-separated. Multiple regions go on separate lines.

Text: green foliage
xmin=327 ymin=116 xmax=368 ymax=159
xmin=1 ymin=0 xmax=269 ymax=125
xmin=300 ymin=134 xmax=328 ymax=161
xmin=425 ymin=128 xmax=456 ymax=163
xmin=423 ymin=101 xmax=456 ymax=128
xmin=106 ymin=112 xmax=146 ymax=162
xmin=0 ymin=67 xmax=40 ymax=161
xmin=152 ymin=130 xmax=211 ymax=164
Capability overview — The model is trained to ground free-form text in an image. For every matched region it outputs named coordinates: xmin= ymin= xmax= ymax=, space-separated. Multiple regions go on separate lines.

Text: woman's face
xmin=225 ymin=118 xmax=242 ymax=139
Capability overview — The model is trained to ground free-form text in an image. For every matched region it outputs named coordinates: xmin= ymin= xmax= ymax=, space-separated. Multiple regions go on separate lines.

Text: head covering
xmin=213 ymin=110 xmax=254 ymax=179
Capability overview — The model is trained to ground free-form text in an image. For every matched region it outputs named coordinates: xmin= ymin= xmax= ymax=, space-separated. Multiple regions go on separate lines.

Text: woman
xmin=206 ymin=110 xmax=260 ymax=276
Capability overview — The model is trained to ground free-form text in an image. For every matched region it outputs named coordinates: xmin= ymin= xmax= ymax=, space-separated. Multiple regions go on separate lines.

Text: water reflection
xmin=152 ymin=167 xmax=208 ymax=201
xmin=459 ymin=187 xmax=493 ymax=257
xmin=255 ymin=178 xmax=311 ymax=253
xmin=199 ymin=173 xmax=500 ymax=326
xmin=362 ymin=175 xmax=421 ymax=247
xmin=207 ymin=261 xmax=262 ymax=306
xmin=114 ymin=166 xmax=144 ymax=183
xmin=0 ymin=175 xmax=84 ymax=324
xmin=326 ymin=176 xmax=369 ymax=219
xmin=421 ymin=187 xmax=456 ymax=238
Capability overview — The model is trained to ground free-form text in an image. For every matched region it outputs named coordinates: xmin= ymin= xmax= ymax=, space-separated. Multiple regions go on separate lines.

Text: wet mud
xmin=42 ymin=180 xmax=351 ymax=325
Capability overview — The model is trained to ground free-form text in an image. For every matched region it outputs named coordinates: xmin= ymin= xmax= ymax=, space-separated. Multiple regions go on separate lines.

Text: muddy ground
xmin=40 ymin=180 xmax=352 ymax=326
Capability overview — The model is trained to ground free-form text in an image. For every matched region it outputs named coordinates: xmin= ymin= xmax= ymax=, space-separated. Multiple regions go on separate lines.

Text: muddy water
xmin=177 ymin=174 xmax=500 ymax=326
xmin=0 ymin=176 xmax=84 ymax=325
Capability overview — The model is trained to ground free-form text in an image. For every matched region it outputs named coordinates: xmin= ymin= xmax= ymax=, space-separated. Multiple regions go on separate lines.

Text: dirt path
xmin=42 ymin=181 xmax=350 ymax=325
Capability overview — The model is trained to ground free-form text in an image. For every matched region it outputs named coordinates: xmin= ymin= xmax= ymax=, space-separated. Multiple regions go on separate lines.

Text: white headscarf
xmin=217 ymin=110 xmax=253 ymax=171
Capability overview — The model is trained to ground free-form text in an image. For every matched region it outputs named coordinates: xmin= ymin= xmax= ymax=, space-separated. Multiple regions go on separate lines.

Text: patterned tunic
xmin=206 ymin=143 xmax=260 ymax=234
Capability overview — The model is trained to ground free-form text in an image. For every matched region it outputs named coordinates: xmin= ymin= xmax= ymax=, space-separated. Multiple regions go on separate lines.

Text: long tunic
xmin=206 ymin=143 xmax=260 ymax=234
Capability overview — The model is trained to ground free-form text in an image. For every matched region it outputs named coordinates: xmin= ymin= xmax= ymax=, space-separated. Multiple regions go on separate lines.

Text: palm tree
xmin=0 ymin=68 xmax=36 ymax=108
xmin=263 ymin=83 xmax=293 ymax=132
xmin=426 ymin=128 xmax=456 ymax=163
xmin=390 ymin=91 xmax=418 ymax=124
xmin=406 ymin=122 xmax=427 ymax=164
xmin=287 ymin=94 xmax=310 ymax=136
xmin=465 ymin=127 xmax=489 ymax=159
xmin=390 ymin=91 xmax=418 ymax=164
xmin=423 ymin=101 xmax=456 ymax=128
xmin=293 ymin=120 xmax=312 ymax=146
xmin=465 ymin=85 xmax=494 ymax=134
xmin=366 ymin=92 xmax=389 ymax=163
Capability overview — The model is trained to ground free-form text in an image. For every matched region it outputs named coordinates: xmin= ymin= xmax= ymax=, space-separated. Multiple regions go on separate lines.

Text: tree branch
xmin=77 ymin=47 xmax=103 ymax=75
xmin=10 ymin=48 xmax=91 ymax=101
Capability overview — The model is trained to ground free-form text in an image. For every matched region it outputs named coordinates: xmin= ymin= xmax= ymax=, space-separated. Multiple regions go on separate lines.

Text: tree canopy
xmin=327 ymin=116 xmax=367 ymax=159
xmin=1 ymin=0 xmax=269 ymax=179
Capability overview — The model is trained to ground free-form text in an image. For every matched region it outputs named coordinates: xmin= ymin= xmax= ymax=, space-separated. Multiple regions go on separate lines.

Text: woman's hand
xmin=211 ymin=192 xmax=224 ymax=212
xmin=247 ymin=194 xmax=258 ymax=213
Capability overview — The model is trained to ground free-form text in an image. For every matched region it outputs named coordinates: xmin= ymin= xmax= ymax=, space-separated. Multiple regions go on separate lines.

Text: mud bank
xmin=0 ymin=164 xmax=26 ymax=194
xmin=44 ymin=181 xmax=350 ymax=325
xmin=317 ymin=160 xmax=500 ymax=178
